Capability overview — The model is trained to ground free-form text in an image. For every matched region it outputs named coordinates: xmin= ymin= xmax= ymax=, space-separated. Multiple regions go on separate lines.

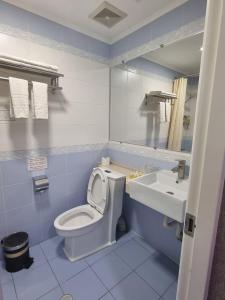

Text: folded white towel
xmin=0 ymin=54 xmax=58 ymax=72
xmin=31 ymin=81 xmax=48 ymax=119
xmin=160 ymin=101 xmax=171 ymax=123
xmin=9 ymin=77 xmax=29 ymax=119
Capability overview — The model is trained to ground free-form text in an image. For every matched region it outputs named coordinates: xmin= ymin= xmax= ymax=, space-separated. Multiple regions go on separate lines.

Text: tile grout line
xmin=35 ymin=285 xmax=62 ymax=300
xmin=38 ymin=243 xmax=65 ymax=298
xmin=46 ymin=256 xmax=90 ymax=292
xmin=130 ymin=236 xmax=179 ymax=297
xmin=89 ymin=263 xmax=111 ymax=292
xmin=85 ymin=234 xmax=135 ymax=268
xmin=113 ymin=249 xmax=162 ymax=297
xmin=11 ymin=274 xmax=19 ymax=300
xmin=112 ymin=238 xmax=163 ymax=298
xmin=9 ymin=233 xmax=178 ymax=300
xmin=133 ymin=268 xmax=161 ymax=298
xmin=160 ymin=279 xmax=177 ymax=299
xmin=89 ymin=250 xmax=133 ymax=294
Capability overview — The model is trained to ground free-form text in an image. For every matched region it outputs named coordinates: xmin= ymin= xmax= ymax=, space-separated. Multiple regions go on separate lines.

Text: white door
xmin=177 ymin=0 xmax=225 ymax=299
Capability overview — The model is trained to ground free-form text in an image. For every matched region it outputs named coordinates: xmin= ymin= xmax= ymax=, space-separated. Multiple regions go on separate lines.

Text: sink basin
xmin=128 ymin=170 xmax=189 ymax=223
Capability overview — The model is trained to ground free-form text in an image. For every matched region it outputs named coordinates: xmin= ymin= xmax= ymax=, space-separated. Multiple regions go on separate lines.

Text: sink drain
xmin=61 ymin=295 xmax=73 ymax=300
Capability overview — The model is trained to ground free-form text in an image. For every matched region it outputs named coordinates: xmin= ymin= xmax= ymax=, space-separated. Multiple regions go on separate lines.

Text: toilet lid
xmin=87 ymin=168 xmax=109 ymax=214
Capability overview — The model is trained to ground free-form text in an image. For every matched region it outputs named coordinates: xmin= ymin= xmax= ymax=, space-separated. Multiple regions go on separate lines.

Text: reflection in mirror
xmin=110 ymin=33 xmax=203 ymax=153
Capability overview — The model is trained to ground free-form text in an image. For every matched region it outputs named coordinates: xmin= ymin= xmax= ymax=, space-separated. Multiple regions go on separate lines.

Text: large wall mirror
xmin=110 ymin=33 xmax=203 ymax=153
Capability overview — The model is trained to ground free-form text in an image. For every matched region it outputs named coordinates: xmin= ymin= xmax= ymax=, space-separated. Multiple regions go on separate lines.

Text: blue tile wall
xmin=0 ymin=147 xmax=107 ymax=256
xmin=0 ymin=0 xmax=206 ymax=62
xmin=0 ymin=0 xmax=110 ymax=60
xmin=107 ymin=147 xmax=182 ymax=264
xmin=0 ymin=144 xmax=184 ymax=264
xmin=123 ymin=194 xmax=182 ymax=264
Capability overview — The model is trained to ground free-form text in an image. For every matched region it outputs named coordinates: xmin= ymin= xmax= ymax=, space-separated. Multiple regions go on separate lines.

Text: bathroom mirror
xmin=110 ymin=33 xmax=203 ymax=153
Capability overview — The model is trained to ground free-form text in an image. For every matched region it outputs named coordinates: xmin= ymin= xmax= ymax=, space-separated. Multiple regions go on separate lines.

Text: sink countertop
xmin=99 ymin=163 xmax=144 ymax=193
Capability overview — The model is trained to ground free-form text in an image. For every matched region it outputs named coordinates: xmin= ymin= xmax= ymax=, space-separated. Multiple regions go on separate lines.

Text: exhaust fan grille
xmin=89 ymin=1 xmax=127 ymax=28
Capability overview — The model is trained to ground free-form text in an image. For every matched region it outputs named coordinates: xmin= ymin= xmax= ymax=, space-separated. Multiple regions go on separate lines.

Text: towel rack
xmin=0 ymin=76 xmax=62 ymax=92
xmin=0 ymin=60 xmax=64 ymax=91
xmin=145 ymin=91 xmax=177 ymax=102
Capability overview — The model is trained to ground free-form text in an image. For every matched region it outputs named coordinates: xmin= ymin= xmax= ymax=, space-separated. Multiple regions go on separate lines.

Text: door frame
xmin=177 ymin=0 xmax=225 ymax=299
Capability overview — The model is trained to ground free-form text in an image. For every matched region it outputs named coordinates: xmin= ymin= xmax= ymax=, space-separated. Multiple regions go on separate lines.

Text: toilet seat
xmin=54 ymin=205 xmax=103 ymax=236
xmin=87 ymin=167 xmax=109 ymax=214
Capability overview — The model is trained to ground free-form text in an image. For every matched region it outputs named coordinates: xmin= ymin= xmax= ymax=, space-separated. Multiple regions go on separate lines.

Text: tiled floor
xmin=0 ymin=232 xmax=179 ymax=300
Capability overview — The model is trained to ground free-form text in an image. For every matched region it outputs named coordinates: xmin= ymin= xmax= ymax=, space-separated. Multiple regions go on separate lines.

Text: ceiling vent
xmin=89 ymin=1 xmax=127 ymax=28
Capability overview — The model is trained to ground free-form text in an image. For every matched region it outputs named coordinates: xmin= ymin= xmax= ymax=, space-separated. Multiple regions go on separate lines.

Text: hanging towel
xmin=159 ymin=101 xmax=171 ymax=123
xmin=9 ymin=77 xmax=29 ymax=119
xmin=31 ymin=81 xmax=48 ymax=119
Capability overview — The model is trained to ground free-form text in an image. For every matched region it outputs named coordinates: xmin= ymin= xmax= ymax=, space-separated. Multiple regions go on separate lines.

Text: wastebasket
xmin=1 ymin=232 xmax=33 ymax=273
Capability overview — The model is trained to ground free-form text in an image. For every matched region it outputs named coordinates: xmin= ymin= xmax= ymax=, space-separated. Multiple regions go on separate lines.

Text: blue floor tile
xmin=162 ymin=282 xmax=177 ymax=300
xmin=40 ymin=236 xmax=64 ymax=260
xmin=115 ymin=239 xmax=150 ymax=269
xmin=0 ymin=233 xmax=179 ymax=300
xmin=0 ymin=261 xmax=12 ymax=284
xmin=1 ymin=280 xmax=18 ymax=300
xmin=37 ymin=286 xmax=63 ymax=300
xmin=85 ymin=245 xmax=114 ymax=265
xmin=92 ymin=252 xmax=131 ymax=289
xmin=29 ymin=245 xmax=46 ymax=269
xmin=111 ymin=272 xmax=159 ymax=300
xmin=49 ymin=255 xmax=88 ymax=283
xmin=100 ymin=292 xmax=115 ymax=300
xmin=136 ymin=253 xmax=178 ymax=296
xmin=62 ymin=267 xmax=107 ymax=300
xmin=134 ymin=236 xmax=157 ymax=255
xmin=13 ymin=263 xmax=58 ymax=300
xmin=11 ymin=245 xmax=47 ymax=280
xmin=116 ymin=231 xmax=137 ymax=247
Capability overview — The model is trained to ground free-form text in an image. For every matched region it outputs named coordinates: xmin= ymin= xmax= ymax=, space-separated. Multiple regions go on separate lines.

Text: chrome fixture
xmin=0 ymin=60 xmax=63 ymax=91
xmin=171 ymin=160 xmax=186 ymax=182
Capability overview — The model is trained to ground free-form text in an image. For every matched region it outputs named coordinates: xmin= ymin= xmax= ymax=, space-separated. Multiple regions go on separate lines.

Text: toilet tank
xmin=101 ymin=168 xmax=126 ymax=243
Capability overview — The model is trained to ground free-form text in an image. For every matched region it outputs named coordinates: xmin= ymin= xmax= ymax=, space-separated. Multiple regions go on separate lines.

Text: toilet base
xmin=63 ymin=240 xmax=116 ymax=262
xmin=62 ymin=218 xmax=116 ymax=262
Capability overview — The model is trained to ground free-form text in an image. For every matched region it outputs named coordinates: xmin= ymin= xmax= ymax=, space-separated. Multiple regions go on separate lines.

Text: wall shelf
xmin=146 ymin=91 xmax=177 ymax=101
xmin=0 ymin=60 xmax=64 ymax=91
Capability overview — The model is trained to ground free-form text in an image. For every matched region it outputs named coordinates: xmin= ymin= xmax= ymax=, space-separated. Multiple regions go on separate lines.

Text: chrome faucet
xmin=171 ymin=160 xmax=186 ymax=182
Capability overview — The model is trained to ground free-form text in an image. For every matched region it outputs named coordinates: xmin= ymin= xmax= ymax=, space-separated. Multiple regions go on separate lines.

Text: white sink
xmin=128 ymin=170 xmax=189 ymax=223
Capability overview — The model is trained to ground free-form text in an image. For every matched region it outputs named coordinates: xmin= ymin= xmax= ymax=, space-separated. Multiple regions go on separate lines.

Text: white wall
xmin=0 ymin=33 xmax=109 ymax=152
xmin=110 ymin=67 xmax=174 ymax=147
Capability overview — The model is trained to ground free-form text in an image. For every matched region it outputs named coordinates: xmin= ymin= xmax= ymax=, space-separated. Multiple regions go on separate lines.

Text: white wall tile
xmin=110 ymin=68 xmax=173 ymax=145
xmin=0 ymin=33 xmax=110 ymax=152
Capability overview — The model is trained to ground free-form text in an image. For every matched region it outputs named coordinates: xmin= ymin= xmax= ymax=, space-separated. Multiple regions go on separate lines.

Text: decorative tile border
xmin=0 ymin=141 xmax=191 ymax=163
xmin=0 ymin=143 xmax=108 ymax=161
xmin=110 ymin=18 xmax=205 ymax=66
xmin=108 ymin=141 xmax=191 ymax=163
xmin=0 ymin=23 xmax=110 ymax=65
xmin=0 ymin=16 xmax=204 ymax=67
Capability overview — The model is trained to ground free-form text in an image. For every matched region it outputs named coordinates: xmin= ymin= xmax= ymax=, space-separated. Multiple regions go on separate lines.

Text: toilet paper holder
xmin=32 ymin=175 xmax=49 ymax=193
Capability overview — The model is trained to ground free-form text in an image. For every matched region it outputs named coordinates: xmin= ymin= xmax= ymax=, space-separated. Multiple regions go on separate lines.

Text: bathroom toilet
xmin=54 ymin=167 xmax=125 ymax=262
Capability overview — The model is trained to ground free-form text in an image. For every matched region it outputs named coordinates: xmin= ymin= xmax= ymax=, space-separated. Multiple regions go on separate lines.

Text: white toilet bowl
xmin=54 ymin=204 xmax=103 ymax=238
xmin=54 ymin=167 xmax=125 ymax=262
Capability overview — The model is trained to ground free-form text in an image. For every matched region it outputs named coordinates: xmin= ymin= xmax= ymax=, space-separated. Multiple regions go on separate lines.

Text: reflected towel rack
xmin=145 ymin=91 xmax=177 ymax=101
xmin=0 ymin=60 xmax=64 ymax=91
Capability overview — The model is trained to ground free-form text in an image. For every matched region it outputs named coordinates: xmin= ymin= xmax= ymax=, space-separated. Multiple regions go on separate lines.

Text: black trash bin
xmin=1 ymin=232 xmax=33 ymax=273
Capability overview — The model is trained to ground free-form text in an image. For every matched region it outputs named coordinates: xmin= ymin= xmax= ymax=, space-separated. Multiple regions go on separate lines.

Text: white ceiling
xmin=143 ymin=33 xmax=204 ymax=75
xmin=4 ymin=0 xmax=188 ymax=44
